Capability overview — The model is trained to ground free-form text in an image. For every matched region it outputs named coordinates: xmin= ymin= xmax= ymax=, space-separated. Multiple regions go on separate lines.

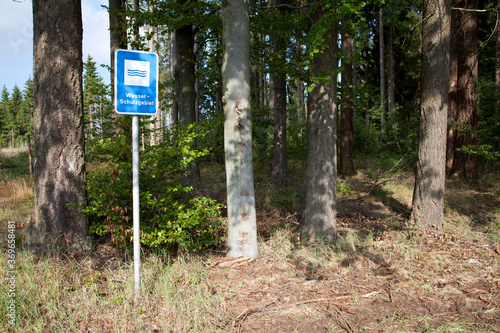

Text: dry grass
xmin=0 ymin=177 xmax=33 ymax=200
xmin=0 ymin=147 xmax=29 ymax=159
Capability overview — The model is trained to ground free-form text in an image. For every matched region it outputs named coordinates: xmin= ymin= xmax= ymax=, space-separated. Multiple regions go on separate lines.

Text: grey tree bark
xmin=27 ymin=0 xmax=89 ymax=251
xmin=222 ymin=0 xmax=259 ymax=258
xmin=301 ymin=4 xmax=338 ymax=242
xmin=409 ymin=0 xmax=450 ymax=231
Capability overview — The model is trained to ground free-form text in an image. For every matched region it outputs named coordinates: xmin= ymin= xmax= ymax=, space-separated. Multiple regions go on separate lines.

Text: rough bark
xmin=379 ymin=10 xmax=386 ymax=131
xmin=149 ymin=6 xmax=162 ymax=145
xmin=387 ymin=22 xmax=395 ymax=118
xmin=449 ymin=0 xmax=478 ymax=179
xmin=447 ymin=1 xmax=460 ymax=174
xmin=497 ymin=1 xmax=500 ymax=94
xmin=409 ymin=0 xmax=450 ymax=231
xmin=339 ymin=27 xmax=356 ymax=177
xmin=497 ymin=0 xmax=500 ymax=122
xmin=222 ymin=0 xmax=259 ymax=258
xmin=169 ymin=31 xmax=179 ymax=128
xmin=108 ymin=0 xmax=127 ymax=83
xmin=301 ymin=4 xmax=338 ymax=242
xmin=175 ymin=23 xmax=201 ymax=189
xmin=27 ymin=0 xmax=89 ymax=251
xmin=270 ymin=0 xmax=288 ymax=186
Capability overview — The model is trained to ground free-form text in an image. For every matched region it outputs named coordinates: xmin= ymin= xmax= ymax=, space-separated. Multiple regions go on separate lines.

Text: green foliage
xmin=252 ymin=104 xmax=273 ymax=163
xmin=0 ymin=80 xmax=34 ymax=148
xmin=83 ymin=123 xmax=225 ymax=252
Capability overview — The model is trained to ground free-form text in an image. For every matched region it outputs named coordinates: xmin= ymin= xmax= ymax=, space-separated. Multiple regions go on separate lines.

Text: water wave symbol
xmin=127 ymin=69 xmax=147 ymax=77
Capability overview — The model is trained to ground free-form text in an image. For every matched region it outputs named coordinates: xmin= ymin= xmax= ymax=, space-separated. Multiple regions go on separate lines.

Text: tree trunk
xmin=409 ymin=0 xmax=450 ymax=231
xmin=301 ymin=3 xmax=338 ymax=242
xmin=175 ymin=23 xmax=201 ymax=189
xmin=27 ymin=0 xmax=89 ymax=251
xmin=270 ymin=0 xmax=288 ymax=186
xmin=339 ymin=27 xmax=356 ymax=177
xmin=169 ymin=31 xmax=179 ymax=128
xmin=497 ymin=0 xmax=500 ymax=129
xmin=108 ymin=0 xmax=127 ymax=83
xmin=149 ymin=5 xmax=162 ymax=145
xmin=222 ymin=0 xmax=259 ymax=258
xmin=447 ymin=1 xmax=460 ymax=175
xmin=387 ymin=22 xmax=395 ymax=120
xmin=297 ymin=41 xmax=305 ymax=138
xmin=449 ymin=0 xmax=478 ymax=179
xmin=379 ymin=10 xmax=386 ymax=132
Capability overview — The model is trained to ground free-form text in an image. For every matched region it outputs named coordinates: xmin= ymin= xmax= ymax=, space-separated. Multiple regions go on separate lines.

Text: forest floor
xmin=1 ymin=147 xmax=499 ymax=332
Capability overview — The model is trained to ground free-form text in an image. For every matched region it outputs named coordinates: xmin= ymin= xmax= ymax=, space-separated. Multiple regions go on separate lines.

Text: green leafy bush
xmin=83 ymin=122 xmax=225 ymax=252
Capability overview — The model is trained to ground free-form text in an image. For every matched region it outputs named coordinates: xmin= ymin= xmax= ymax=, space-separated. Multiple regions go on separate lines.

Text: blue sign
xmin=114 ymin=49 xmax=158 ymax=115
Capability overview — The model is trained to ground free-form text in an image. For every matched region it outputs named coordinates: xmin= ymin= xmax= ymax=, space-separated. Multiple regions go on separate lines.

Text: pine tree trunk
xmin=387 ymin=22 xmax=395 ymax=120
xmin=301 ymin=4 xmax=337 ymax=242
xmin=409 ymin=0 xmax=450 ymax=231
xmin=222 ymin=0 xmax=259 ymax=258
xmin=175 ymin=23 xmax=201 ymax=189
xmin=339 ymin=27 xmax=356 ymax=177
xmin=149 ymin=6 xmax=162 ymax=145
xmin=108 ymin=0 xmax=127 ymax=83
xmin=496 ymin=0 xmax=500 ymax=129
xmin=27 ymin=0 xmax=89 ymax=251
xmin=270 ymin=0 xmax=288 ymax=186
xmin=447 ymin=1 xmax=460 ymax=175
xmin=169 ymin=31 xmax=179 ymax=128
xmin=379 ymin=10 xmax=386 ymax=132
xmin=449 ymin=0 xmax=478 ymax=179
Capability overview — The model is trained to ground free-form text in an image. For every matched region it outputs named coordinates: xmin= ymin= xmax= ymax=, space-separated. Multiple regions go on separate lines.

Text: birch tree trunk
xmin=222 ymin=0 xmax=259 ymax=258
xmin=409 ymin=0 xmax=450 ymax=231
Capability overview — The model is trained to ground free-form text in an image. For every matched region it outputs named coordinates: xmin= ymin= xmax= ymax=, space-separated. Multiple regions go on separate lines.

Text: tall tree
xmin=109 ymin=0 xmax=127 ymax=81
xmin=497 ymin=0 xmax=500 ymax=106
xmin=447 ymin=0 xmax=460 ymax=174
xmin=0 ymin=87 xmax=11 ymax=147
xmin=448 ymin=0 xmax=479 ymax=178
xmin=409 ymin=0 xmax=450 ymax=231
xmin=339 ymin=22 xmax=356 ymax=177
xmin=301 ymin=2 xmax=338 ymax=242
xmin=387 ymin=21 xmax=395 ymax=118
xmin=175 ymin=16 xmax=201 ymax=189
xmin=26 ymin=0 xmax=89 ymax=251
xmin=21 ymin=78 xmax=34 ymax=142
xmin=10 ymin=85 xmax=23 ymax=146
xmin=379 ymin=10 xmax=386 ymax=132
xmin=270 ymin=0 xmax=288 ymax=186
xmin=222 ymin=0 xmax=259 ymax=258
xmin=169 ymin=31 xmax=179 ymax=128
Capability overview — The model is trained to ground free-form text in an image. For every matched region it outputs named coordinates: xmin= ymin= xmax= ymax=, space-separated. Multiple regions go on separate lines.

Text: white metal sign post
xmin=114 ymin=49 xmax=158 ymax=298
